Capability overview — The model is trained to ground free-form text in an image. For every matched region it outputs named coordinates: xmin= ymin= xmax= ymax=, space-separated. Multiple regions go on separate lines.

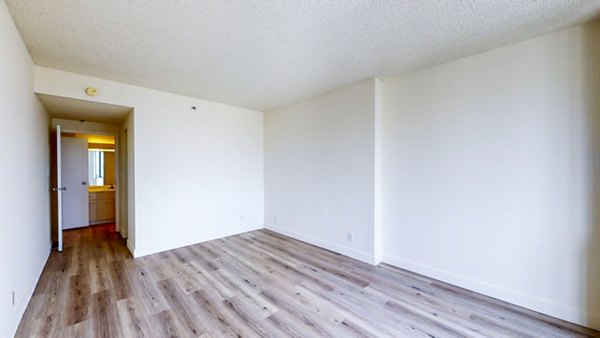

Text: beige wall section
xmin=104 ymin=152 xmax=115 ymax=185
xmin=52 ymin=118 xmax=119 ymax=134
xmin=64 ymin=133 xmax=115 ymax=145
xmin=381 ymin=22 xmax=600 ymax=330
xmin=88 ymin=143 xmax=114 ymax=150
xmin=80 ymin=134 xmax=115 ymax=144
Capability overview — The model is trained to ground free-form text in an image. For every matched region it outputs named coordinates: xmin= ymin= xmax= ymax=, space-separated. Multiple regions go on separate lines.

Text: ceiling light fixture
xmin=85 ymin=87 xmax=98 ymax=97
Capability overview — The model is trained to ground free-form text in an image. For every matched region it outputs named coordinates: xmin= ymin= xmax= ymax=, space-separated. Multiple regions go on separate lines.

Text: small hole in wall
xmin=191 ymin=106 xmax=197 ymax=110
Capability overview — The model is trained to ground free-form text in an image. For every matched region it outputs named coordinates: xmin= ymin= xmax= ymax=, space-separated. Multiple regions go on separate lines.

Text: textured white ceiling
xmin=7 ymin=1 xmax=600 ymax=111
xmin=37 ymin=93 xmax=132 ymax=124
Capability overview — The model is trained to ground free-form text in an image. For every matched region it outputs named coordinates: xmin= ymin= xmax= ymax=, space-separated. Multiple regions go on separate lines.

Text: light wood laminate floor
xmin=16 ymin=224 xmax=600 ymax=337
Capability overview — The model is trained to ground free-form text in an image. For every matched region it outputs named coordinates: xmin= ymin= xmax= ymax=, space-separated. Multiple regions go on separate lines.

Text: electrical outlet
xmin=240 ymin=216 xmax=244 ymax=222
xmin=273 ymin=214 xmax=277 ymax=223
xmin=347 ymin=233 xmax=353 ymax=242
xmin=11 ymin=291 xmax=14 ymax=307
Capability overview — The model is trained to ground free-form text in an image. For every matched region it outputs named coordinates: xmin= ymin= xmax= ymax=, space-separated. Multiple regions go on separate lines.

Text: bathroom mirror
xmin=88 ymin=150 xmax=105 ymax=186
xmin=88 ymin=149 xmax=115 ymax=186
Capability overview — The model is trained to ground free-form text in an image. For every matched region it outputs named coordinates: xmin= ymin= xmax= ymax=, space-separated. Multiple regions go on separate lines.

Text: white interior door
xmin=61 ymin=136 xmax=89 ymax=229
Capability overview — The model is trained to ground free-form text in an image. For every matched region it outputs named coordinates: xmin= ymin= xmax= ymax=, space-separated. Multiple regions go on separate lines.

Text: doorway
xmin=52 ymin=126 xmax=124 ymax=251
xmin=37 ymin=94 xmax=134 ymax=254
xmin=62 ymin=132 xmax=117 ymax=229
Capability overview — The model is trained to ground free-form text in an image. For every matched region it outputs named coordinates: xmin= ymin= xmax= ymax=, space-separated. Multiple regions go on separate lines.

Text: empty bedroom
xmin=1 ymin=1 xmax=600 ymax=337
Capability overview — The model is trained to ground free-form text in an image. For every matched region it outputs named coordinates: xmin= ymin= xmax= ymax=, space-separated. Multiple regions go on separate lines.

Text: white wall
xmin=381 ymin=22 xmax=600 ymax=329
xmin=264 ymin=79 xmax=379 ymax=263
xmin=35 ymin=67 xmax=264 ymax=257
xmin=124 ymin=112 xmax=135 ymax=251
xmin=0 ymin=2 xmax=51 ymax=337
xmin=118 ymin=114 xmax=131 ymax=239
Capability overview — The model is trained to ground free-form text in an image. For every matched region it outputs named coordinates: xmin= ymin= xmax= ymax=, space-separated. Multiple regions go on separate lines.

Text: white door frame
xmin=56 ymin=125 xmax=63 ymax=251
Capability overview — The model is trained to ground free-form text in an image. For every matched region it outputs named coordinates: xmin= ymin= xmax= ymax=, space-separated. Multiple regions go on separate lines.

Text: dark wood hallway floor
xmin=15 ymin=224 xmax=600 ymax=337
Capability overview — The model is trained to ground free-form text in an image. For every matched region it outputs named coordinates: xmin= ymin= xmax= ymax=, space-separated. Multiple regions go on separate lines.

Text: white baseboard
xmin=265 ymin=223 xmax=376 ymax=265
xmin=6 ymin=246 xmax=51 ymax=338
xmin=382 ymin=253 xmax=600 ymax=331
xmin=133 ymin=224 xmax=263 ymax=258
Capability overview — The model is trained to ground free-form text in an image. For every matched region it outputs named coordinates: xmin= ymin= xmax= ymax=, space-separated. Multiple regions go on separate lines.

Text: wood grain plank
xmin=64 ymin=272 xmax=90 ymax=326
xmin=116 ymin=297 xmax=152 ymax=338
xmin=91 ymin=289 xmax=123 ymax=338
xmin=157 ymin=278 xmax=206 ymax=337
